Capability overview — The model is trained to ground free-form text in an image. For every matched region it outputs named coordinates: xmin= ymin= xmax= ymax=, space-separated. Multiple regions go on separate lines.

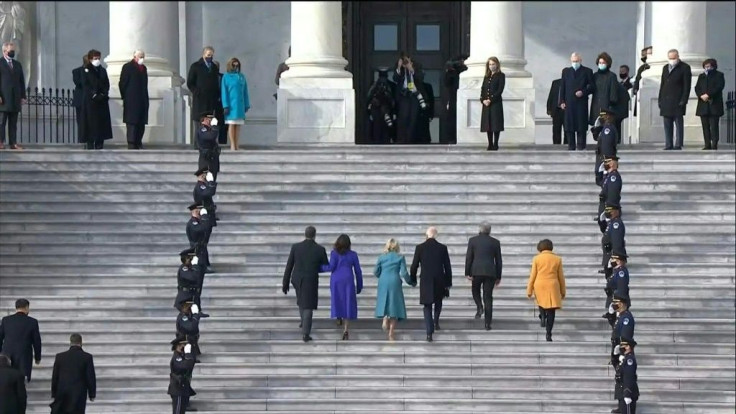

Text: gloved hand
xmin=624 ymin=397 xmax=632 ymax=405
xmin=206 ymin=172 xmax=214 ymax=182
xmin=444 ymin=288 xmax=450 ymax=298
xmin=608 ymin=304 xmax=615 ymax=314
xmin=210 ymin=118 xmax=219 ymax=126
xmin=613 ymin=345 xmax=621 ymax=355
xmin=200 ymin=208 xmax=208 ymax=215
xmin=619 ymin=355 xmax=625 ymax=363
xmin=282 ymin=284 xmax=289 ymax=295
xmin=191 ymin=256 xmax=199 ymax=266
xmin=599 ymin=212 xmax=606 ymax=222
xmin=191 ymin=304 xmax=199 ymax=314
xmin=184 ymin=344 xmax=192 ymax=354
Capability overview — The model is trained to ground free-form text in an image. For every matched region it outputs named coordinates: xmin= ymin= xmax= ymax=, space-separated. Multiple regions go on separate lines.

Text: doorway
xmin=346 ymin=1 xmax=469 ymax=144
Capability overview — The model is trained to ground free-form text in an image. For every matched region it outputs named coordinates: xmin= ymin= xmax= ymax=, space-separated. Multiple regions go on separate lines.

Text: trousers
xmin=565 ymin=130 xmax=586 ymax=150
xmin=396 ymin=95 xmax=419 ymax=144
xmin=171 ymin=394 xmax=190 ymax=414
xmin=618 ymin=399 xmax=636 ymax=414
xmin=700 ymin=116 xmax=720 ymax=148
xmin=0 ymin=111 xmax=19 ymax=146
xmin=423 ymin=301 xmax=443 ymax=334
xmin=551 ymin=110 xmax=564 ymax=145
xmin=663 ymin=115 xmax=684 ymax=149
xmin=300 ymin=308 xmax=314 ymax=336
xmin=126 ymin=123 xmax=145 ymax=149
xmin=471 ymin=276 xmax=497 ymax=325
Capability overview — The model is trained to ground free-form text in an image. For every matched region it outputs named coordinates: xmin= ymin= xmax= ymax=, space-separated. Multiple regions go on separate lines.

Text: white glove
xmin=191 ymin=256 xmax=199 ymax=266
xmin=608 ymin=304 xmax=615 ymax=314
xmin=598 ymin=163 xmax=605 ymax=173
xmin=599 ymin=212 xmax=606 ymax=221
xmin=624 ymin=397 xmax=632 ymax=405
xmin=184 ymin=344 xmax=192 ymax=354
xmin=210 ymin=118 xmax=219 ymax=126
xmin=191 ymin=304 xmax=199 ymax=314
xmin=603 ymin=169 xmax=609 ymax=175
xmin=613 ymin=345 xmax=621 ymax=355
xmin=206 ymin=172 xmax=214 ymax=182
xmin=619 ymin=355 xmax=625 ymax=363
xmin=200 ymin=208 xmax=208 ymax=215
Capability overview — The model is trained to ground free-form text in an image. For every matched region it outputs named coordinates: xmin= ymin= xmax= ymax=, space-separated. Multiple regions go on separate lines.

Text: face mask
xmin=610 ymin=260 xmax=618 ymax=268
xmin=232 ymin=66 xmax=240 ymax=73
xmin=598 ymin=63 xmax=608 ymax=71
xmin=137 ymin=58 xmax=144 ymax=65
xmin=91 ymin=59 xmax=101 ymax=67
xmin=571 ymin=62 xmax=581 ymax=70
xmin=619 ymin=73 xmax=627 ymax=79
xmin=668 ymin=59 xmax=678 ymax=66
xmin=489 ymin=65 xmax=497 ymax=72
xmin=205 ymin=57 xmax=213 ymax=64
xmin=7 ymin=51 xmax=15 ymax=59
xmin=704 ymin=68 xmax=712 ymax=74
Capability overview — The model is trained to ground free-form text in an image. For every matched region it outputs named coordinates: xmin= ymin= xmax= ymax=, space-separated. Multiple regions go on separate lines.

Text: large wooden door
xmin=347 ymin=1 xmax=469 ymax=144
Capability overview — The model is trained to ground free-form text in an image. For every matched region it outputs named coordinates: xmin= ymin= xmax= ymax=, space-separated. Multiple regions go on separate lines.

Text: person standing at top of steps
xmin=50 ymin=333 xmax=96 ymax=414
xmin=196 ymin=112 xmax=221 ymax=181
xmin=610 ymin=290 xmax=635 ymax=370
xmin=168 ymin=335 xmax=196 ymax=414
xmin=613 ymin=337 xmax=639 ymax=414
xmin=604 ymin=252 xmax=630 ymax=327
xmin=597 ymin=156 xmax=622 ymax=234
xmin=0 ymin=298 xmax=42 ymax=383
xmin=410 ymin=227 xmax=453 ymax=343
xmin=0 ymin=353 xmax=26 ymax=413
xmin=282 ymin=226 xmax=330 ymax=343
xmin=193 ymin=166 xmax=219 ymax=225
xmin=176 ymin=301 xmax=202 ymax=363
xmin=176 ymin=248 xmax=210 ymax=318
xmin=465 ymin=221 xmax=503 ymax=331
xmin=187 ymin=204 xmax=214 ymax=274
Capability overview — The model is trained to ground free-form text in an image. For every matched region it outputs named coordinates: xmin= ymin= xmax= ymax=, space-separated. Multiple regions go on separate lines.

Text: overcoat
xmin=80 ymin=64 xmax=113 ymax=142
xmin=50 ymin=346 xmax=96 ymax=414
xmin=221 ymin=71 xmax=250 ymax=121
xmin=589 ymin=70 xmax=619 ymax=125
xmin=0 ymin=312 xmax=42 ymax=381
xmin=282 ymin=239 xmax=329 ymax=310
xmin=187 ymin=58 xmax=222 ymax=121
xmin=374 ymin=252 xmax=412 ymax=320
xmin=658 ymin=61 xmax=692 ymax=117
xmin=118 ymin=60 xmax=149 ymax=125
xmin=0 ymin=361 xmax=26 ymax=414
xmin=526 ymin=250 xmax=566 ymax=310
xmin=410 ymin=238 xmax=453 ymax=305
xmin=559 ymin=65 xmax=594 ymax=132
xmin=694 ymin=69 xmax=725 ymax=117
xmin=0 ymin=58 xmax=26 ymax=112
xmin=479 ymin=72 xmax=505 ymax=132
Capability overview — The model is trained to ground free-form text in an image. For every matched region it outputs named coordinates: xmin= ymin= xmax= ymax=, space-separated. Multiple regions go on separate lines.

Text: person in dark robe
xmin=694 ymin=58 xmax=725 ymax=150
xmin=559 ymin=52 xmax=594 ymax=151
xmin=590 ymin=52 xmax=619 ymax=128
xmin=79 ymin=49 xmax=113 ymax=150
xmin=415 ymin=81 xmax=435 ymax=144
xmin=274 ymin=46 xmax=290 ymax=100
xmin=187 ymin=46 xmax=222 ymax=146
xmin=50 ymin=333 xmax=96 ymax=414
xmin=366 ymin=68 xmax=396 ymax=145
xmin=71 ymin=55 xmax=88 ymax=144
xmin=546 ymin=78 xmax=565 ymax=145
xmin=440 ymin=55 xmax=467 ymax=144
xmin=393 ymin=53 xmax=427 ymax=144
xmin=479 ymin=57 xmax=505 ymax=151
xmin=118 ymin=50 xmax=149 ymax=149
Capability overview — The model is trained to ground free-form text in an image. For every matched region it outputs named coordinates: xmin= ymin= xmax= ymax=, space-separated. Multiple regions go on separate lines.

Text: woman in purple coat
xmin=322 ymin=234 xmax=363 ymax=340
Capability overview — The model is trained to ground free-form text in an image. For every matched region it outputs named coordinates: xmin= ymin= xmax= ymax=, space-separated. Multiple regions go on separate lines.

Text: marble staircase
xmin=0 ymin=147 xmax=734 ymax=413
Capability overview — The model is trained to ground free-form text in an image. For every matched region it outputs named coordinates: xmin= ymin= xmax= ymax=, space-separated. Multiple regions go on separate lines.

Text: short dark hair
xmin=597 ymin=52 xmax=612 ymax=67
xmin=702 ymin=58 xmax=717 ymax=69
xmin=619 ymin=65 xmax=630 ymax=72
xmin=15 ymin=298 xmax=29 ymax=309
xmin=87 ymin=49 xmax=102 ymax=61
xmin=304 ymin=226 xmax=316 ymax=240
xmin=537 ymin=239 xmax=554 ymax=252
xmin=334 ymin=234 xmax=351 ymax=254
xmin=70 ymin=333 xmax=83 ymax=345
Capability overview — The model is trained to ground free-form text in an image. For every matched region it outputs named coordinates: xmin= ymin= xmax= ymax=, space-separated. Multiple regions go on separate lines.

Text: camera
xmin=416 ymin=93 xmax=427 ymax=109
xmin=445 ymin=54 xmax=469 ymax=72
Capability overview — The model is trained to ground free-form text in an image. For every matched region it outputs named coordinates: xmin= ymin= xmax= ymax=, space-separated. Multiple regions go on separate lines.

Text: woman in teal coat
xmin=221 ymin=57 xmax=250 ymax=151
xmin=374 ymin=238 xmax=415 ymax=340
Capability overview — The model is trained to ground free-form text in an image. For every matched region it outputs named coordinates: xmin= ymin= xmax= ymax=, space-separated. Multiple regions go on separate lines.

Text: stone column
xmin=637 ymin=1 xmax=708 ymax=144
xmin=457 ymin=1 xmax=535 ymax=146
xmin=277 ymin=1 xmax=355 ymax=144
xmin=104 ymin=1 xmax=188 ymax=144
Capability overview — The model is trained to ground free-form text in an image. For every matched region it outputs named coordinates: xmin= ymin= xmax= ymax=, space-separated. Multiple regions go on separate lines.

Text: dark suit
xmin=694 ymin=69 xmax=725 ymax=149
xmin=546 ymin=79 xmax=565 ymax=144
xmin=465 ymin=233 xmax=503 ymax=325
xmin=0 ymin=312 xmax=42 ymax=382
xmin=72 ymin=66 xmax=84 ymax=143
xmin=0 ymin=57 xmax=26 ymax=146
xmin=658 ymin=61 xmax=692 ymax=149
xmin=0 ymin=359 xmax=26 ymax=414
xmin=51 ymin=346 xmax=96 ymax=414
xmin=119 ymin=60 xmax=149 ymax=149
xmin=282 ymin=239 xmax=329 ymax=336
xmin=410 ymin=238 xmax=452 ymax=335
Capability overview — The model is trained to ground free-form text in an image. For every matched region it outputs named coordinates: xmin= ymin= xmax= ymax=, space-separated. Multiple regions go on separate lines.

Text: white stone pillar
xmin=637 ymin=1 xmax=708 ymax=145
xmin=457 ymin=1 xmax=535 ymax=146
xmin=277 ymin=1 xmax=355 ymax=144
xmin=104 ymin=1 xmax=187 ymax=145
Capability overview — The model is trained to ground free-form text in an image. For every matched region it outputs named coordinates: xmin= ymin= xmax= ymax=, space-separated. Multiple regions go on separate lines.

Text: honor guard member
xmin=176 ymin=248 xmax=209 ymax=318
xmin=611 ymin=290 xmax=635 ymax=367
xmin=176 ymin=301 xmax=202 ymax=362
xmin=187 ymin=204 xmax=214 ymax=273
xmin=593 ymin=110 xmax=618 ymax=186
xmin=168 ymin=335 xmax=196 ymax=414
xmin=194 ymin=166 xmax=218 ymax=225
xmin=597 ymin=156 xmax=622 ymax=233
xmin=612 ymin=337 xmax=639 ymax=414
xmin=604 ymin=251 xmax=630 ymax=325
xmin=600 ymin=202 xmax=626 ymax=280
xmin=197 ymin=112 xmax=220 ymax=181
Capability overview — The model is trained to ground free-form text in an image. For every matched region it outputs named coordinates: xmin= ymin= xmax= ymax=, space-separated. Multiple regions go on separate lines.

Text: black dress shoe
xmin=302 ymin=335 xmax=313 ymax=343
xmin=195 ymin=359 xmax=201 ymax=363
xmin=205 ymin=266 xmax=215 ymax=274
xmin=426 ymin=334 xmax=433 ymax=342
xmin=702 ymin=146 xmax=712 ymax=150
xmin=540 ymin=317 xmax=546 ymax=328
xmin=664 ymin=147 xmax=673 ymax=150
xmin=611 ymin=408 xmax=622 ymax=413
xmin=485 ymin=323 xmax=492 ymax=331
xmin=434 ymin=322 xmax=441 ymax=331
xmin=674 ymin=146 xmax=682 ymax=150
xmin=299 ymin=322 xmax=303 ymax=328
xmin=475 ymin=308 xmax=483 ymax=319
xmin=546 ymin=333 xmax=553 ymax=342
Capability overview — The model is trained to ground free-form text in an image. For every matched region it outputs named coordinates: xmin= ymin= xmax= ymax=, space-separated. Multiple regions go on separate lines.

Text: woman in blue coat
xmin=322 ymin=234 xmax=363 ymax=340
xmin=221 ymin=57 xmax=250 ymax=151
xmin=374 ymin=238 xmax=414 ymax=341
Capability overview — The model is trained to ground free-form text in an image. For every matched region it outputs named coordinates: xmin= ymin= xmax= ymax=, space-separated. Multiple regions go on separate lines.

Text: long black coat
xmin=415 ymin=82 xmax=435 ymax=143
xmin=465 ymin=234 xmax=503 ymax=279
xmin=410 ymin=238 xmax=453 ymax=305
xmin=0 ymin=361 xmax=26 ymax=414
xmin=72 ymin=66 xmax=84 ymax=108
xmin=282 ymin=239 xmax=329 ymax=310
xmin=187 ymin=58 xmax=222 ymax=121
xmin=694 ymin=69 xmax=725 ymax=117
xmin=0 ymin=58 xmax=26 ymax=112
xmin=0 ymin=312 xmax=42 ymax=381
xmin=118 ymin=60 xmax=149 ymax=125
xmin=50 ymin=346 xmax=96 ymax=414
xmin=559 ymin=65 xmax=594 ymax=132
xmin=80 ymin=64 xmax=113 ymax=142
xmin=658 ymin=61 xmax=692 ymax=117
xmin=546 ymin=79 xmax=562 ymax=115
xmin=589 ymin=70 xmax=618 ymax=125
xmin=480 ymin=72 xmax=505 ymax=132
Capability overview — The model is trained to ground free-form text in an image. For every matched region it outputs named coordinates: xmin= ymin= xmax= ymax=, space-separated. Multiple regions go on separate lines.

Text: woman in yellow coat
xmin=526 ymin=239 xmax=566 ymax=342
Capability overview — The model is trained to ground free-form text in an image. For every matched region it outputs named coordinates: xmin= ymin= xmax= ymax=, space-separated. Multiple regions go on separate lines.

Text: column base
xmin=277 ymin=78 xmax=355 ymax=144
xmin=456 ymin=75 xmax=535 ymax=146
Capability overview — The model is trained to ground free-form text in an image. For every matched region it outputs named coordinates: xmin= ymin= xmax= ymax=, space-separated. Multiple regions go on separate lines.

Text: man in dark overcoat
xmin=0 ymin=353 xmax=26 ymax=414
xmin=0 ymin=41 xmax=26 ymax=150
xmin=282 ymin=226 xmax=329 ymax=342
xmin=119 ymin=49 xmax=149 ymax=149
xmin=559 ymin=52 xmax=594 ymax=151
xmin=187 ymin=46 xmax=222 ymax=143
xmin=0 ymin=298 xmax=42 ymax=382
xmin=50 ymin=333 xmax=96 ymax=414
xmin=72 ymin=55 xmax=88 ymax=144
xmin=80 ymin=49 xmax=113 ymax=150
xmin=546 ymin=78 xmax=565 ymax=145
xmin=410 ymin=227 xmax=452 ymax=342
xmin=657 ymin=49 xmax=692 ymax=150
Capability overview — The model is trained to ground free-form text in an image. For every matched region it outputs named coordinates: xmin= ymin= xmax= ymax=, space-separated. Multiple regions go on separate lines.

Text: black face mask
xmin=619 ymin=73 xmax=628 ymax=79
xmin=610 ymin=260 xmax=618 ymax=267
xmin=613 ymin=303 xmax=621 ymax=311
xmin=7 ymin=51 xmax=15 ymax=59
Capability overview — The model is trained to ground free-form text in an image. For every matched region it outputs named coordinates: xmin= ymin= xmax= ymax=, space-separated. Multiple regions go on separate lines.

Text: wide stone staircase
xmin=0 ymin=147 xmax=734 ymax=413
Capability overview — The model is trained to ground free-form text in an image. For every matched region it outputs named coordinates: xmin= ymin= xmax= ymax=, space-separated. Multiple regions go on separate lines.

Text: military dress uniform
xmin=186 ymin=204 xmax=214 ymax=270
xmin=196 ymin=113 xmax=220 ymax=181
xmin=176 ymin=303 xmax=202 ymax=358
xmin=617 ymin=341 xmax=639 ymax=414
xmin=597 ymin=157 xmax=622 ymax=233
xmin=601 ymin=204 xmax=626 ymax=279
xmin=168 ymin=336 xmax=196 ymax=414
xmin=193 ymin=166 xmax=218 ymax=226
xmin=175 ymin=248 xmax=204 ymax=310
xmin=611 ymin=291 xmax=635 ymax=369
xmin=605 ymin=252 xmax=631 ymax=312
xmin=593 ymin=111 xmax=618 ymax=186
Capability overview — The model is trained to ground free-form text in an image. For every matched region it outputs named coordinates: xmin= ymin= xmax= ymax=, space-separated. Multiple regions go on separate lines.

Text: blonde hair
xmin=383 ymin=238 xmax=400 ymax=253
xmin=226 ymin=57 xmax=241 ymax=72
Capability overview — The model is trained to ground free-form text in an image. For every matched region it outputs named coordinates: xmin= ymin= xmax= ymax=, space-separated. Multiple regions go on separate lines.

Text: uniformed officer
xmin=193 ymin=166 xmax=218 ymax=225
xmin=596 ymin=156 xmax=622 ymax=233
xmin=612 ymin=338 xmax=639 ymax=414
xmin=176 ymin=301 xmax=202 ymax=362
xmin=196 ymin=112 xmax=220 ymax=181
xmin=168 ymin=335 xmax=196 ymax=414
xmin=603 ymin=251 xmax=630 ymax=325
xmin=611 ymin=290 xmax=635 ymax=367
xmin=186 ymin=203 xmax=214 ymax=273
xmin=600 ymin=202 xmax=626 ymax=281
xmin=593 ymin=110 xmax=618 ymax=186
xmin=175 ymin=247 xmax=209 ymax=318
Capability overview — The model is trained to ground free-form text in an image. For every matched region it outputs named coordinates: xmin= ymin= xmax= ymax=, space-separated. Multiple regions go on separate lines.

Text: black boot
xmin=493 ymin=134 xmax=500 ymax=151
xmin=539 ymin=307 xmax=546 ymax=328
xmin=475 ymin=306 xmax=483 ymax=319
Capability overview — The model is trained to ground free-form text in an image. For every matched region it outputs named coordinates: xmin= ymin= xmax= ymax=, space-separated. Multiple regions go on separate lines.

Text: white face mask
xmin=668 ymin=59 xmax=678 ymax=66
xmin=137 ymin=58 xmax=144 ymax=65
xmin=91 ymin=59 xmax=101 ymax=67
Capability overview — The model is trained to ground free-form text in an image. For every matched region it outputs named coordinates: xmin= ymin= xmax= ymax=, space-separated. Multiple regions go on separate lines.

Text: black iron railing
xmin=727 ymin=90 xmax=735 ymax=144
xmin=18 ymin=87 xmax=77 ymax=144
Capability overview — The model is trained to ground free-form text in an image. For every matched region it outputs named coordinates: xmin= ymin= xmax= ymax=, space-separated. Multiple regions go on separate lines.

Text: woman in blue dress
xmin=221 ymin=57 xmax=250 ymax=151
xmin=323 ymin=234 xmax=363 ymax=340
xmin=374 ymin=238 xmax=414 ymax=341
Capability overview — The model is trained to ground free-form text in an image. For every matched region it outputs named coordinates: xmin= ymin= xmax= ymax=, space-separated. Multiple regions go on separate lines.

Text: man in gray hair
xmin=657 ymin=48 xmax=692 ymax=150
xmin=410 ymin=226 xmax=452 ymax=342
xmin=119 ymin=49 xmax=149 ymax=149
xmin=465 ymin=221 xmax=503 ymax=330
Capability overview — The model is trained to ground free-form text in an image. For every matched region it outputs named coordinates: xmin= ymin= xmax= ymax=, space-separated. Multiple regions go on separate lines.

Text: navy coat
xmin=410 ymin=238 xmax=453 ymax=305
xmin=658 ymin=61 xmax=692 ymax=117
xmin=118 ymin=60 xmax=149 ymax=125
xmin=559 ymin=65 xmax=594 ymax=132
xmin=0 ymin=312 xmax=42 ymax=382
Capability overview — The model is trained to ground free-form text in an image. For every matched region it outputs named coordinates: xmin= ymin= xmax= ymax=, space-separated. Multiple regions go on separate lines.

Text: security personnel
xmin=600 ymin=202 xmax=626 ymax=280
xmin=597 ymin=156 xmax=622 ymax=233
xmin=592 ymin=110 xmax=617 ymax=186
xmin=611 ymin=290 xmax=635 ymax=367
xmin=186 ymin=203 xmax=214 ymax=273
xmin=196 ymin=112 xmax=220 ymax=181
xmin=604 ymin=251 xmax=630 ymax=326
xmin=193 ymin=166 xmax=218 ymax=225
xmin=613 ymin=338 xmax=639 ymax=414
xmin=176 ymin=301 xmax=202 ymax=361
xmin=168 ymin=335 xmax=196 ymax=414
xmin=175 ymin=248 xmax=209 ymax=317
